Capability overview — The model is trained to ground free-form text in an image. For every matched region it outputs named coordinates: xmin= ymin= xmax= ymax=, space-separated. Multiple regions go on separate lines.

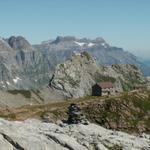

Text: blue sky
xmin=0 ymin=0 xmax=150 ymax=59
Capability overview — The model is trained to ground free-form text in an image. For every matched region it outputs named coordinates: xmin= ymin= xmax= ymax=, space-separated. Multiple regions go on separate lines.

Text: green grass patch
xmin=82 ymin=51 xmax=92 ymax=60
xmin=94 ymin=71 xmax=116 ymax=83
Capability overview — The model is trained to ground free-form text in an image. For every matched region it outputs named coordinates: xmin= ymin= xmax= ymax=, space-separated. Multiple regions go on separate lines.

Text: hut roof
xmin=97 ymin=82 xmax=113 ymax=89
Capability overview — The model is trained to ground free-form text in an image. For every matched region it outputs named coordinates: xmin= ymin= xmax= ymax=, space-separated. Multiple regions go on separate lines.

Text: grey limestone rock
xmin=0 ymin=118 xmax=149 ymax=150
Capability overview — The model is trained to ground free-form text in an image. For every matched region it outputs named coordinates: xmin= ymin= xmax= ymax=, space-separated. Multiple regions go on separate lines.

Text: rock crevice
xmin=1 ymin=133 xmax=25 ymax=150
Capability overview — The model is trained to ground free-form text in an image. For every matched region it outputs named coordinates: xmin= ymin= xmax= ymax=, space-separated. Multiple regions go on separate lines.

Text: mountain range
xmin=35 ymin=36 xmax=150 ymax=75
xmin=0 ymin=35 xmax=149 ymax=90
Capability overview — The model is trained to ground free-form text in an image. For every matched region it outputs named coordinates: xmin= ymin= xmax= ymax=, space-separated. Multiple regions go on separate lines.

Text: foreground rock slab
xmin=0 ymin=118 xmax=149 ymax=150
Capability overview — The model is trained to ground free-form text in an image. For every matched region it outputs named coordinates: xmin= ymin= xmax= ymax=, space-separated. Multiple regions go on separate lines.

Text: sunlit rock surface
xmin=0 ymin=118 xmax=149 ymax=150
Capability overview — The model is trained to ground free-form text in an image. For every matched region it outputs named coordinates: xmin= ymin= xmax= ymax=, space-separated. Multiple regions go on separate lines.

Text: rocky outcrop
xmin=0 ymin=38 xmax=13 ymax=52
xmin=50 ymin=52 xmax=146 ymax=98
xmin=0 ymin=118 xmax=149 ymax=150
xmin=50 ymin=52 xmax=98 ymax=98
xmin=147 ymin=77 xmax=150 ymax=89
xmin=101 ymin=64 xmax=146 ymax=91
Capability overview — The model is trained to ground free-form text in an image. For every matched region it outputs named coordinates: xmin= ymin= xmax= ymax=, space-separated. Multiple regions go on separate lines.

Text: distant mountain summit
xmin=8 ymin=36 xmax=34 ymax=51
xmin=0 ymin=38 xmax=13 ymax=52
xmin=0 ymin=36 xmax=53 ymax=90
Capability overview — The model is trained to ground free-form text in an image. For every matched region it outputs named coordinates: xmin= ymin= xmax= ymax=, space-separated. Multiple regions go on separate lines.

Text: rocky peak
xmin=0 ymin=38 xmax=13 ymax=52
xmin=53 ymin=36 xmax=76 ymax=44
xmin=92 ymin=37 xmax=106 ymax=43
xmin=8 ymin=36 xmax=34 ymax=51
xmin=50 ymin=51 xmax=98 ymax=98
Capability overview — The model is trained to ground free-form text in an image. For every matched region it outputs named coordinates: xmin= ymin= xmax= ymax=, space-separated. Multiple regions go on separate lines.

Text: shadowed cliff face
xmin=0 ymin=36 xmax=56 ymax=90
xmin=8 ymin=36 xmax=33 ymax=51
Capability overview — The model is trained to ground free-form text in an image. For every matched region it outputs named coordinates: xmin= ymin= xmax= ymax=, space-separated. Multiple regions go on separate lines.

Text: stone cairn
xmin=67 ymin=103 xmax=89 ymax=125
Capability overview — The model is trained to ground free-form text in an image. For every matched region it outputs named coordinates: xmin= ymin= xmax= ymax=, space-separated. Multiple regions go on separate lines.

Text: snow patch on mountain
xmin=74 ymin=41 xmax=85 ymax=46
xmin=88 ymin=42 xmax=95 ymax=47
xmin=13 ymin=77 xmax=21 ymax=83
xmin=101 ymin=42 xmax=108 ymax=48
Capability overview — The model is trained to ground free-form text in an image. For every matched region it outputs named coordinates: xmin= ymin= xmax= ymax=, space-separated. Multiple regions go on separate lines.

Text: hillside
xmin=50 ymin=52 xmax=146 ymax=98
xmin=0 ymin=90 xmax=149 ymax=149
xmin=0 ymin=50 xmax=146 ymax=108
xmin=0 ymin=90 xmax=149 ymax=134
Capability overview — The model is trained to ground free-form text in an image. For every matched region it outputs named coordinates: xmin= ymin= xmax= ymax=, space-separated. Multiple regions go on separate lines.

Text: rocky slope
xmin=50 ymin=52 xmax=99 ymax=98
xmin=0 ymin=118 xmax=149 ymax=150
xmin=147 ymin=77 xmax=150 ymax=89
xmin=84 ymin=91 xmax=150 ymax=133
xmin=0 ymin=88 xmax=66 ymax=108
xmin=0 ymin=36 xmax=55 ymax=90
xmin=50 ymin=52 xmax=146 ymax=98
xmin=102 ymin=64 xmax=146 ymax=91
xmin=147 ymin=76 xmax=150 ymax=83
